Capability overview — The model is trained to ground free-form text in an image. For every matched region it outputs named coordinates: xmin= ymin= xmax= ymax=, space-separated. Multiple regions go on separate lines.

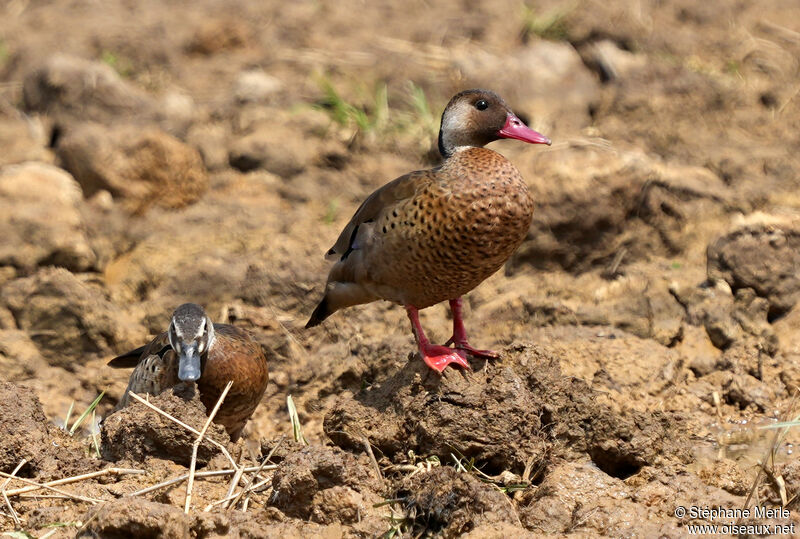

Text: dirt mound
xmin=78 ymin=497 xmax=192 ymax=539
xmin=325 ymin=344 xmax=684 ymax=479
xmin=1 ymin=267 xmax=142 ymax=368
xmin=511 ymin=145 xmax=735 ymax=273
xmin=268 ymin=445 xmax=386 ymax=534
xmin=270 ymin=445 xmax=382 ymax=519
xmin=0 ymin=381 xmax=97 ymax=478
xmin=80 ymin=498 xmax=349 ymax=538
xmin=101 ymin=386 xmax=229 ymax=466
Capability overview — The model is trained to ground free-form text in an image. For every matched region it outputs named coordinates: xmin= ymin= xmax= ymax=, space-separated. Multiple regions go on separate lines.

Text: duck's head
xmin=437 ymin=89 xmax=551 ymax=158
xmin=167 ymin=303 xmax=216 ymax=382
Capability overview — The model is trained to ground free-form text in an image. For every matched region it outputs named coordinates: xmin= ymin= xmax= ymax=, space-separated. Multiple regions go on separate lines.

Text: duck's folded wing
xmin=325 ymin=170 xmax=428 ymax=261
xmin=107 ymin=332 xmax=170 ymax=368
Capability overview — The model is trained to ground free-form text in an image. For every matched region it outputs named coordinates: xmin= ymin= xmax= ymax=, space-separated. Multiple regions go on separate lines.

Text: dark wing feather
xmin=326 ymin=170 xmax=428 ymax=261
xmin=107 ymin=332 xmax=170 ymax=369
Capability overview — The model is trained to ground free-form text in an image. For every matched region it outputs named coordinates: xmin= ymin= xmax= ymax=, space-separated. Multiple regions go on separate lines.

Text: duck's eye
xmin=475 ymin=99 xmax=489 ymax=111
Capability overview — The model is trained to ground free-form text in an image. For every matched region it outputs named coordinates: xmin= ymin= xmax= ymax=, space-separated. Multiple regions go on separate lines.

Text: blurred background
xmin=1 ymin=0 xmax=800 ymax=533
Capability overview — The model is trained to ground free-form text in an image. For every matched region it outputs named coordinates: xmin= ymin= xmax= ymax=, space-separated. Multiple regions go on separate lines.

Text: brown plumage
xmin=307 ymin=89 xmax=551 ymax=372
xmin=109 ymin=303 xmax=269 ymax=441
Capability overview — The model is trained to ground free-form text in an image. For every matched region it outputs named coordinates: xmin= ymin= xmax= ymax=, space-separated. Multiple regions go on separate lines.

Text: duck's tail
xmin=305 ymin=281 xmax=378 ymax=328
xmin=305 ymin=296 xmax=332 ymax=328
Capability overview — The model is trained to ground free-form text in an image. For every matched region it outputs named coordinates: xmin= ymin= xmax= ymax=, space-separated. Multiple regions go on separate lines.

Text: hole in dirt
xmin=320 ymin=152 xmax=348 ymax=170
xmin=48 ymin=124 xmax=63 ymax=148
xmin=767 ymin=307 xmax=786 ymax=324
xmin=760 ymin=92 xmax=778 ymax=109
xmin=589 ymin=448 xmax=642 ymax=480
xmin=229 ymin=153 xmax=261 ymax=172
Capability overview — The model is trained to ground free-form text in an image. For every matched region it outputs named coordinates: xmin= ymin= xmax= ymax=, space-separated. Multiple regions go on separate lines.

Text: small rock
xmin=672 ymin=280 xmax=741 ymax=350
xmin=228 ymin=124 xmax=310 ymax=177
xmin=697 ymin=458 xmax=750 ymax=496
xmin=155 ymin=91 xmax=197 ymax=135
xmin=722 ymin=374 xmax=776 ymax=412
xmin=688 ymin=353 xmax=718 ymax=377
xmin=186 ymin=19 xmax=251 ymax=55
xmin=55 ymin=122 xmax=208 ymax=213
xmin=732 ymin=288 xmax=778 ymax=355
xmin=22 ymin=54 xmax=154 ymax=125
xmin=0 ymin=162 xmax=96 ymax=271
xmin=186 ymin=122 xmax=231 ymax=170
xmin=234 ymin=70 xmax=283 ymax=104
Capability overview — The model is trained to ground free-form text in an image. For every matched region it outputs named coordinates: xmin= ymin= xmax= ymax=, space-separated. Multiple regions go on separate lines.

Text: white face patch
xmin=440 ymin=100 xmax=472 ymax=151
xmin=168 ymin=321 xmax=178 ymax=350
xmin=195 ymin=317 xmax=206 ymax=341
xmin=440 ymin=98 xmax=488 ymax=156
xmin=173 ymin=318 xmax=184 ymax=339
xmin=205 ymin=316 xmax=216 ymax=351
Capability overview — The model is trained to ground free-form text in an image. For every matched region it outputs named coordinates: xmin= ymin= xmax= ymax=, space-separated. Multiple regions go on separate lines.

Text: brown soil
xmin=1 ymin=0 xmax=800 ymax=537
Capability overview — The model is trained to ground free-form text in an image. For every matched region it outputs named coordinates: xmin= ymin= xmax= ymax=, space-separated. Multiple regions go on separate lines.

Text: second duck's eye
xmin=475 ymin=99 xmax=488 ymax=111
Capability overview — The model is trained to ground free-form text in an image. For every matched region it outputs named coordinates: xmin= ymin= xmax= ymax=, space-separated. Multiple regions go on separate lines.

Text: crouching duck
xmin=109 ymin=303 xmax=269 ymax=441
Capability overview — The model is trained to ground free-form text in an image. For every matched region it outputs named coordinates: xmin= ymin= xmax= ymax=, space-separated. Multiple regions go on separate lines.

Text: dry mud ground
xmin=2 ymin=0 xmax=800 ymax=537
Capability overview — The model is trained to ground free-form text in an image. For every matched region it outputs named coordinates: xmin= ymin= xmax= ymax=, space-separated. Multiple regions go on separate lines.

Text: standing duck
xmin=109 ymin=303 xmax=269 ymax=441
xmin=306 ymin=89 xmax=550 ymax=372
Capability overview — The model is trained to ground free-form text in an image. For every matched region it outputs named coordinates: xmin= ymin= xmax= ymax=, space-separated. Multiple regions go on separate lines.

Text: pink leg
xmin=444 ymin=298 xmax=499 ymax=359
xmin=405 ymin=305 xmax=470 ymax=373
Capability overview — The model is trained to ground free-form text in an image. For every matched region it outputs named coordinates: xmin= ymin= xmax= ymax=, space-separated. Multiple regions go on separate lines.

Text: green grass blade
xmin=69 ymin=391 xmax=105 ymax=436
xmin=63 ymin=400 xmax=75 ymax=431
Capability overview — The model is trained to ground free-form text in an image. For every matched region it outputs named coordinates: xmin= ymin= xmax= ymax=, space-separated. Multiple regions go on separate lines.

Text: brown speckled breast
xmin=197 ymin=325 xmax=269 ymax=440
xmin=365 ymin=147 xmax=534 ymax=308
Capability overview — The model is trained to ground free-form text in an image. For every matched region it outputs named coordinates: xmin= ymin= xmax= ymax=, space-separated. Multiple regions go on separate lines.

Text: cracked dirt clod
xmin=707 ymin=219 xmax=800 ymax=319
xmin=270 ymin=445 xmax=383 ymax=523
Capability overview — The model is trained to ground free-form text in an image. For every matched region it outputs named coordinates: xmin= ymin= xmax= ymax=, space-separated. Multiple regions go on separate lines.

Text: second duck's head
xmin=168 ymin=303 xmax=216 ymax=382
xmin=438 ymin=89 xmax=551 ymax=158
